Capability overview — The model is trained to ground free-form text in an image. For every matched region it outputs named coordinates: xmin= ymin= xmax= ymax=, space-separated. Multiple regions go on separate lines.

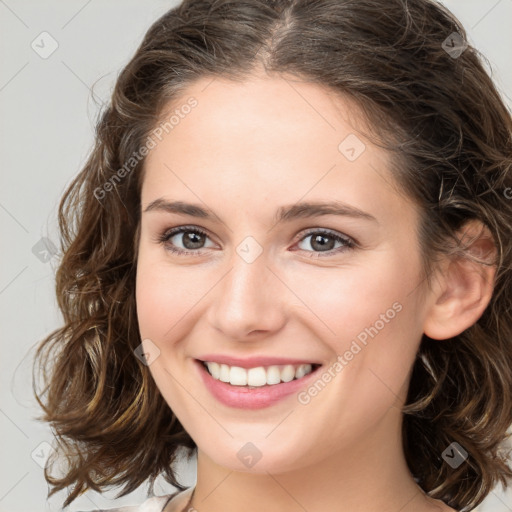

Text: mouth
xmin=197 ymin=359 xmax=322 ymax=388
xmin=194 ymin=358 xmax=323 ymax=409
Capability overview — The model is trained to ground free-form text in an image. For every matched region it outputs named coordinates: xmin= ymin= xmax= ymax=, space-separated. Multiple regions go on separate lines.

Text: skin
xmin=135 ymin=69 xmax=495 ymax=512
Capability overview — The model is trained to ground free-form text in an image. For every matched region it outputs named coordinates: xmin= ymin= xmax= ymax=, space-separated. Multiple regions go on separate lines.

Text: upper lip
xmin=196 ymin=354 xmax=322 ymax=369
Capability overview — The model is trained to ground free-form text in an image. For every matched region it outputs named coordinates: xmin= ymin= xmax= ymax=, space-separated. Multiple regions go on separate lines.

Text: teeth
xmin=204 ymin=361 xmax=315 ymax=387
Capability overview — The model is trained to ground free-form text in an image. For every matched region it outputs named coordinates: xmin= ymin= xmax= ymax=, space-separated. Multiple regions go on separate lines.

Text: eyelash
xmin=155 ymin=225 xmax=357 ymax=259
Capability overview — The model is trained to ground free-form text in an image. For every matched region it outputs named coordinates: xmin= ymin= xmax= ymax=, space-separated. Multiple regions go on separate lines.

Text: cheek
xmin=283 ymin=252 xmax=418 ymax=342
xmin=285 ymin=250 xmax=424 ymax=398
xmin=292 ymin=260 xmax=423 ymax=435
xmin=135 ymin=250 xmax=183 ymax=338
xmin=135 ymin=258 xmax=200 ymax=404
xmin=135 ymin=252 xmax=214 ymax=344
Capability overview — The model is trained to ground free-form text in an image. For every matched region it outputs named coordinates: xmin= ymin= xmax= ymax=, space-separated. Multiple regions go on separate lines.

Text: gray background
xmin=1 ymin=1 xmax=511 ymax=511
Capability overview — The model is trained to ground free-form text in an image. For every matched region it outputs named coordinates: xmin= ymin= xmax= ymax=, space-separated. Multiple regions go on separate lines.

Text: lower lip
xmin=194 ymin=359 xmax=322 ymax=409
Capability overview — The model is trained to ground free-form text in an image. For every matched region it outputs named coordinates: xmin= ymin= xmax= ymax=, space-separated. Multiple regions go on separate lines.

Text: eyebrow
xmin=143 ymin=198 xmax=378 ymax=224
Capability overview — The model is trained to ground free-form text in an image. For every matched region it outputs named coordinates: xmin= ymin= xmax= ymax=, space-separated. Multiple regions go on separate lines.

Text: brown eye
xmin=296 ymin=229 xmax=355 ymax=258
xmin=158 ymin=226 xmax=215 ymax=255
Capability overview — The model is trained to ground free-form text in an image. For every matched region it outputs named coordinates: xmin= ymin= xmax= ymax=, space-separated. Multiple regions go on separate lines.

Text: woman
xmin=33 ymin=1 xmax=512 ymax=511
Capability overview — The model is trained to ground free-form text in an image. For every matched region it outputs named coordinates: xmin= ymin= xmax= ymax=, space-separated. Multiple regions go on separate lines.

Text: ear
xmin=423 ymin=219 xmax=497 ymax=340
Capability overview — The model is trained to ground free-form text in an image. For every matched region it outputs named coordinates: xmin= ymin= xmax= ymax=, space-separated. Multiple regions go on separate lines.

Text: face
xmin=136 ymin=72 xmax=431 ymax=474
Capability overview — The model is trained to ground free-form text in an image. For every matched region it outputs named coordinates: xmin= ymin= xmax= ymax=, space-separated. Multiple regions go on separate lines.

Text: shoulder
xmin=77 ymin=493 xmax=177 ymax=512
xmin=429 ymin=497 xmax=459 ymax=512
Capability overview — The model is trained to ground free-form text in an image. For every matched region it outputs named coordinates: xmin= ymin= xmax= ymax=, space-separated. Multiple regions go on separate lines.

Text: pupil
xmin=184 ymin=231 xmax=204 ymax=249
xmin=312 ymin=234 xmax=334 ymax=251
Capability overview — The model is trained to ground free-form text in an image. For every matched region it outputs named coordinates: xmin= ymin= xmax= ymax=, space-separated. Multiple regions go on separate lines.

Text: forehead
xmin=148 ymin=73 xmax=369 ymax=167
xmin=141 ymin=73 xmax=414 ymax=227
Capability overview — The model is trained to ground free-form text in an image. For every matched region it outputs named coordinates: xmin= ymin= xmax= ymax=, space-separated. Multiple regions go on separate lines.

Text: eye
xmin=294 ymin=229 xmax=356 ymax=258
xmin=156 ymin=225 xmax=216 ymax=256
xmin=156 ymin=226 xmax=356 ymax=258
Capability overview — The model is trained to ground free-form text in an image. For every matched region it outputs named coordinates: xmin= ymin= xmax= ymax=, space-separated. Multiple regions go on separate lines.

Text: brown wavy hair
xmin=32 ymin=0 xmax=512 ymax=510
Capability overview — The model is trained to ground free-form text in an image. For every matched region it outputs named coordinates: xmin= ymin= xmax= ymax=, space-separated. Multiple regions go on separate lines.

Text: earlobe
xmin=423 ymin=220 xmax=497 ymax=341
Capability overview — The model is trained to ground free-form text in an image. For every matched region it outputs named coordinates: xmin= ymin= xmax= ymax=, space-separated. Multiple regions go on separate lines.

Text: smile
xmin=201 ymin=360 xmax=320 ymax=387
xmin=194 ymin=359 xmax=323 ymax=409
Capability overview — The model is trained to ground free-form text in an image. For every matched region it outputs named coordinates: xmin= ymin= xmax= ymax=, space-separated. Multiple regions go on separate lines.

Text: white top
xmin=78 ymin=493 xmax=176 ymax=512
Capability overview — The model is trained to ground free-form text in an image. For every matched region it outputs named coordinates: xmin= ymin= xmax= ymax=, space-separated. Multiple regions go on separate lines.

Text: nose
xmin=205 ymin=248 xmax=287 ymax=341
